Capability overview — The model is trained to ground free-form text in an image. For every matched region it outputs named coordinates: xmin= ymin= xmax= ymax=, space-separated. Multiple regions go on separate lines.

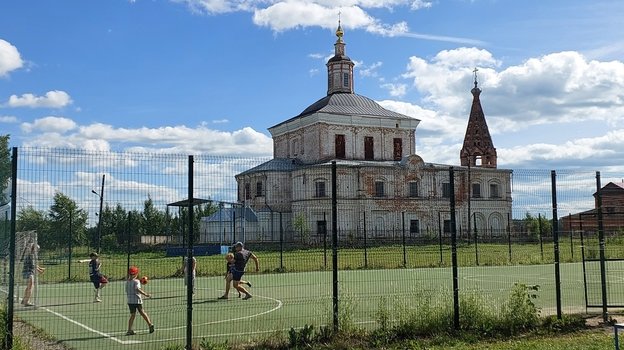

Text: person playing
xmin=125 ymin=266 xmax=154 ymax=335
xmin=182 ymin=255 xmax=197 ymax=295
xmin=21 ymin=243 xmax=44 ymax=307
xmin=222 ymin=252 xmax=251 ymax=298
xmin=88 ymin=252 xmax=107 ymax=302
xmin=219 ymin=242 xmax=258 ymax=300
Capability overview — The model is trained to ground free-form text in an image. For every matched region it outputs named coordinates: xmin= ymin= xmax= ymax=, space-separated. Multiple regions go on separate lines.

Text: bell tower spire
xmin=326 ymin=16 xmax=354 ymax=95
xmin=460 ymin=68 xmax=498 ymax=168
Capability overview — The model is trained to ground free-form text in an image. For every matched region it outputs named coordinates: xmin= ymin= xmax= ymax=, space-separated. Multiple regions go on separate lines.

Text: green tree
xmin=524 ymin=212 xmax=552 ymax=237
xmin=0 ymin=135 xmax=10 ymax=205
xmin=293 ymin=213 xmax=310 ymax=244
xmin=17 ymin=206 xmax=49 ymax=234
xmin=47 ymin=192 xmax=88 ymax=248
xmin=141 ymin=195 xmax=166 ymax=236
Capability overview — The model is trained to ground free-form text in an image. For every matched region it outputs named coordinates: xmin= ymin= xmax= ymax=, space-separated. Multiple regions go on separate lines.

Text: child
xmin=21 ymin=243 xmax=44 ymax=306
xmin=88 ymin=252 xmax=107 ymax=302
xmin=125 ymin=266 xmax=154 ymax=335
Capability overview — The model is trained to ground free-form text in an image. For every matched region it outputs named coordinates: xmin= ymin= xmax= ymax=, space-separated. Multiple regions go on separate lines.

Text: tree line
xmin=15 ymin=192 xmax=217 ymax=251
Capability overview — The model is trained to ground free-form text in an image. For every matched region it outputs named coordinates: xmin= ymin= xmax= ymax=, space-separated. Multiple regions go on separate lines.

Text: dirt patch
xmin=13 ymin=320 xmax=70 ymax=350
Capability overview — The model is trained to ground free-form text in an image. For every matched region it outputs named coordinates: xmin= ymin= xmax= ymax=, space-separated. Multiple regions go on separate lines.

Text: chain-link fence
xmin=2 ymin=147 xmax=623 ymax=349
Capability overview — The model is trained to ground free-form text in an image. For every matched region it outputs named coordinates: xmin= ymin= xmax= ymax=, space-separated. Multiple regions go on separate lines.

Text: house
xmin=560 ymin=182 xmax=624 ymax=235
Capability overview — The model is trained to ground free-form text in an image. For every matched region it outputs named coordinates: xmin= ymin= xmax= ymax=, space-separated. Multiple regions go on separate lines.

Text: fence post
xmin=323 ymin=212 xmax=327 ymax=269
xmin=186 ymin=155 xmax=194 ymax=350
xmin=363 ymin=222 xmax=368 ymax=269
xmin=507 ymin=213 xmax=512 ymax=263
xmin=596 ymin=171 xmax=608 ymax=322
xmin=402 ymin=212 xmax=407 ymax=268
xmin=68 ymin=210 xmax=72 ymax=280
xmin=5 ymin=147 xmax=17 ymax=350
xmin=473 ymin=212 xmax=479 ymax=266
xmin=331 ymin=161 xmax=338 ymax=332
xmin=538 ymin=213 xmax=544 ymax=261
xmin=551 ymin=170 xmax=562 ymax=319
xmin=580 ymin=221 xmax=589 ymax=314
xmin=449 ymin=167 xmax=460 ymax=330
xmin=568 ymin=213 xmax=574 ymax=260
xmin=279 ymin=212 xmax=284 ymax=271
xmin=438 ymin=211 xmax=443 ymax=265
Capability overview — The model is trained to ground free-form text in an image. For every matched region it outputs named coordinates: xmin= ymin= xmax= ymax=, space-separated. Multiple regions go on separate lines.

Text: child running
xmin=125 ymin=266 xmax=154 ymax=335
xmin=88 ymin=252 xmax=107 ymax=302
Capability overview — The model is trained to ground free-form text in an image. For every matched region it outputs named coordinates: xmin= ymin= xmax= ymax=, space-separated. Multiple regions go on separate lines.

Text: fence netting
xmin=2 ymin=147 xmax=623 ymax=349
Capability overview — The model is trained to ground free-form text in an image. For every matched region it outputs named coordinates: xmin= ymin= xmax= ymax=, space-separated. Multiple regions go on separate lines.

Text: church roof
xmin=236 ymin=158 xmax=302 ymax=177
xmin=270 ymin=92 xmax=415 ymax=130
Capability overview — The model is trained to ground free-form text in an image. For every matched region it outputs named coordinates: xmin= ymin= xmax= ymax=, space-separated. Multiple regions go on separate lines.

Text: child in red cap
xmin=125 ymin=266 xmax=154 ymax=335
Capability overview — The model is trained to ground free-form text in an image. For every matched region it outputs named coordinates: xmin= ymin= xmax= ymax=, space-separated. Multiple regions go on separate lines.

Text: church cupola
xmin=326 ymin=21 xmax=354 ymax=95
xmin=460 ymin=68 xmax=497 ymax=168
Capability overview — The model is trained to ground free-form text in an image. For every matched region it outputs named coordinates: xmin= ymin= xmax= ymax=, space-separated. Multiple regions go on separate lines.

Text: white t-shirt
xmin=125 ymin=278 xmax=142 ymax=304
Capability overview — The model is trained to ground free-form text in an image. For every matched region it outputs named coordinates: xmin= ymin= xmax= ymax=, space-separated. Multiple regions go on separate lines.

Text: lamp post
xmin=92 ymin=174 xmax=105 ymax=254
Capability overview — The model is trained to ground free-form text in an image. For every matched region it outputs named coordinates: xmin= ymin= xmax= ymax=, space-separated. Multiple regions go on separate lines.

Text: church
xmin=202 ymin=24 xmax=512 ymax=244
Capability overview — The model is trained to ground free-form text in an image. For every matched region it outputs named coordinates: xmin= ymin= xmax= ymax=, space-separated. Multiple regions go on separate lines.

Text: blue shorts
xmin=22 ymin=271 xmax=34 ymax=280
xmin=231 ymin=269 xmax=245 ymax=281
xmin=90 ymin=275 xmax=101 ymax=289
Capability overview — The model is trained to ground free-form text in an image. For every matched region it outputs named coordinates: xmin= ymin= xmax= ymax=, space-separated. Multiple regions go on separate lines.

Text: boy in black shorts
xmin=125 ymin=266 xmax=154 ymax=335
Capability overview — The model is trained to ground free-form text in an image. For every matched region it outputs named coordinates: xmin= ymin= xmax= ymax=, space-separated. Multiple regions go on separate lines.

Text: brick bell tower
xmin=460 ymin=68 xmax=497 ymax=168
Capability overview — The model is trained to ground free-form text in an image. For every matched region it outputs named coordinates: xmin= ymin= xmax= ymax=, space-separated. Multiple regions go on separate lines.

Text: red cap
xmin=128 ymin=266 xmax=139 ymax=275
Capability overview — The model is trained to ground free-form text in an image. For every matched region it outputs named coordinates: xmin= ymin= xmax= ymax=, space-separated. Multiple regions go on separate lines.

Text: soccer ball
xmin=140 ymin=276 xmax=149 ymax=285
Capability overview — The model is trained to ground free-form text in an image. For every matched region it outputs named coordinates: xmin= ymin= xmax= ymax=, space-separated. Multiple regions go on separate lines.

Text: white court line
xmin=1 ymin=287 xmax=140 ymax=345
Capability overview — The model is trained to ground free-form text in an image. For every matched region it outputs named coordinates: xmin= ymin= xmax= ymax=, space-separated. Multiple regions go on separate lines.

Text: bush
xmin=499 ymin=283 xmax=541 ymax=334
xmin=541 ymin=314 xmax=586 ymax=333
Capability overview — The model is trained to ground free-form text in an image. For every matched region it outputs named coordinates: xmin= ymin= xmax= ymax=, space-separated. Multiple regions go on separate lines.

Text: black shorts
xmin=128 ymin=304 xmax=143 ymax=314
xmin=90 ymin=275 xmax=101 ymax=289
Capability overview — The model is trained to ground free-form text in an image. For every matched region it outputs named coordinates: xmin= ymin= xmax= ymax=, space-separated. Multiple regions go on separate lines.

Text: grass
xmin=35 ymin=234 xmax=624 ymax=284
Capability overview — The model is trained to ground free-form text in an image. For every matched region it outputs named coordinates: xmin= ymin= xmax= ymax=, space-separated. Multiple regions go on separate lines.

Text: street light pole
xmin=92 ymin=174 xmax=105 ymax=254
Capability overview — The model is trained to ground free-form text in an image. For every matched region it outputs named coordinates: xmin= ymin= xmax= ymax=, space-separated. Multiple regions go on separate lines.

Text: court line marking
xmin=0 ymin=287 xmax=139 ymax=345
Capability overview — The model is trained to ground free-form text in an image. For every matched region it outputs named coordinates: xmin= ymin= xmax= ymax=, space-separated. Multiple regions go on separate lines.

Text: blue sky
xmin=1 ymin=0 xmax=624 ymax=171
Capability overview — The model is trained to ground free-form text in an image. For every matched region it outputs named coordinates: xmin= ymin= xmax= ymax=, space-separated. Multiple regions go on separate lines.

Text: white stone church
xmin=201 ymin=24 xmax=512 ymax=244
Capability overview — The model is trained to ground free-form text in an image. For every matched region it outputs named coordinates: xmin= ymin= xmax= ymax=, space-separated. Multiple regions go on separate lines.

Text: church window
xmin=393 ymin=138 xmax=402 ymax=160
xmin=244 ymin=183 xmax=251 ymax=200
xmin=343 ymin=73 xmax=349 ymax=87
xmin=315 ymin=181 xmax=326 ymax=198
xmin=472 ymin=183 xmax=481 ymax=198
xmin=365 ymin=137 xmax=374 ymax=160
xmin=490 ymin=183 xmax=500 ymax=198
xmin=410 ymin=219 xmax=420 ymax=235
xmin=256 ymin=181 xmax=264 ymax=197
xmin=409 ymin=182 xmax=419 ymax=197
xmin=335 ymin=134 xmax=345 ymax=159
xmin=442 ymin=182 xmax=451 ymax=198
xmin=375 ymin=181 xmax=385 ymax=197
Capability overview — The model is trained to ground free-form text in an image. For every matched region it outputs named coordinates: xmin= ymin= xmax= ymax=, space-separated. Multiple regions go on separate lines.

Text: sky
xmin=1 ymin=0 xmax=624 ymax=172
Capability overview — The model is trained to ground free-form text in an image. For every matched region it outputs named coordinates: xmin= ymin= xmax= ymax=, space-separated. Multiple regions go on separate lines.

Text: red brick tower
xmin=460 ymin=69 xmax=497 ymax=168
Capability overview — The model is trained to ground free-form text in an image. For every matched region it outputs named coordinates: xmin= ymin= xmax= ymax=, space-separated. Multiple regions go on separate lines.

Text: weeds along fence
xmin=1 ymin=147 xmax=624 ymax=349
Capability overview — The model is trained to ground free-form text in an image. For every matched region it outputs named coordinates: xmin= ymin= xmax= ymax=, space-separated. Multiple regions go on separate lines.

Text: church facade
xmin=222 ymin=25 xmax=512 ymax=243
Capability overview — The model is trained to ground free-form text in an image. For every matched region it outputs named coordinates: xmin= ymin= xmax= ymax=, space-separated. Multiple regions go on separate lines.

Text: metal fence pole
xmin=538 ymin=213 xmax=544 ymax=261
xmin=473 ymin=212 xmax=479 ymax=266
xmin=279 ymin=212 xmax=284 ymax=271
xmin=449 ymin=167 xmax=460 ymax=330
xmin=402 ymin=212 xmax=407 ymax=268
xmin=5 ymin=147 xmax=17 ymax=350
xmin=438 ymin=211 xmax=443 ymax=265
xmin=580 ymin=220 xmax=589 ymax=314
xmin=507 ymin=212 xmax=512 ymax=263
xmin=331 ymin=161 xmax=338 ymax=332
xmin=323 ymin=212 xmax=327 ymax=269
xmin=68 ymin=211 xmax=73 ymax=280
xmin=551 ymin=170 xmax=562 ymax=319
xmin=596 ymin=171 xmax=608 ymax=322
xmin=186 ymin=155 xmax=194 ymax=350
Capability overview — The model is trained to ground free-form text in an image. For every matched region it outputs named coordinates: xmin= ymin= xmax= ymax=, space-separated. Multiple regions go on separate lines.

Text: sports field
xmin=11 ymin=261 xmax=623 ymax=350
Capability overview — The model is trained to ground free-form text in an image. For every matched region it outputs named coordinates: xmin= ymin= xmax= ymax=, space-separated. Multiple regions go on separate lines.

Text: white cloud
xmin=0 ymin=39 xmax=24 ymax=77
xmin=6 ymin=90 xmax=73 ymax=108
xmin=380 ymin=83 xmax=407 ymax=97
xmin=410 ymin=0 xmax=432 ymax=10
xmin=21 ymin=116 xmax=78 ymax=134
xmin=211 ymin=119 xmax=229 ymax=124
xmin=19 ymin=119 xmax=273 ymax=156
xmin=359 ymin=61 xmax=383 ymax=77
xmin=378 ymin=47 xmax=624 ymax=168
xmin=0 ymin=115 xmax=18 ymax=123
